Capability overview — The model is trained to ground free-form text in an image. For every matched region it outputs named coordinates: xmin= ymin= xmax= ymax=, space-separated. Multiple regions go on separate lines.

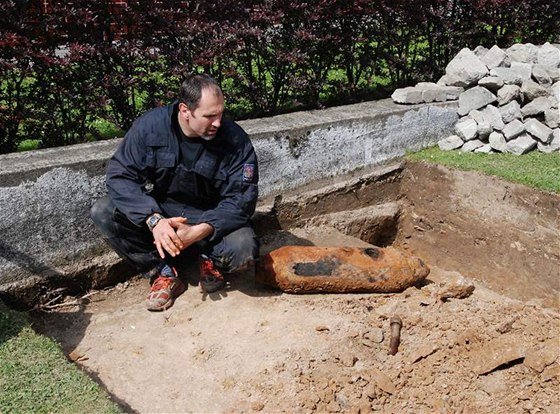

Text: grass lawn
xmin=407 ymin=147 xmax=560 ymax=194
xmin=0 ymin=301 xmax=121 ymax=414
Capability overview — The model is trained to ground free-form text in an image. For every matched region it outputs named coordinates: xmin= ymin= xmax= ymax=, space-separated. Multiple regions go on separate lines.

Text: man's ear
xmin=178 ymin=102 xmax=190 ymax=119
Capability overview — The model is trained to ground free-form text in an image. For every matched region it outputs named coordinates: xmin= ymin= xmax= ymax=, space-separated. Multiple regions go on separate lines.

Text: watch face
xmin=148 ymin=214 xmax=162 ymax=230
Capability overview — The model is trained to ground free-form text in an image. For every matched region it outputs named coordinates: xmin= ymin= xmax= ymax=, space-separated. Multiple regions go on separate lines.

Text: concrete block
xmin=521 ymin=96 xmax=552 ymax=117
xmin=490 ymin=68 xmax=524 ymax=86
xmin=497 ymin=84 xmax=520 ymax=106
xmin=480 ymin=45 xmax=509 ymax=69
xmin=503 ymin=119 xmax=525 ymax=141
xmin=455 ymin=118 xmax=478 ymax=141
xmin=538 ymin=42 xmax=560 ymax=68
xmin=461 ymin=139 xmax=485 ymax=152
xmin=499 ymin=100 xmax=522 ymax=124
xmin=521 ymin=79 xmax=550 ymax=101
xmin=478 ymin=76 xmax=504 ymax=91
xmin=445 ymin=48 xmax=489 ymax=87
xmin=507 ymin=43 xmax=538 ymax=64
xmin=505 ymin=134 xmax=537 ymax=155
xmin=458 ymin=86 xmax=497 ymax=116
xmin=510 ymin=62 xmax=533 ymax=82
xmin=489 ymin=131 xmax=507 ymax=152
xmin=524 ymin=118 xmax=553 ymax=143
xmin=391 ymin=87 xmax=423 ymax=104
xmin=532 ymin=65 xmax=553 ymax=86
xmin=438 ymin=135 xmax=464 ymax=151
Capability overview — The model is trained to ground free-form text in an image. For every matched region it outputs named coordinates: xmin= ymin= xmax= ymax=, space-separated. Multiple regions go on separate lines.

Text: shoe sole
xmin=199 ymin=279 xmax=225 ymax=293
xmin=146 ymin=298 xmax=174 ymax=312
xmin=145 ymin=280 xmax=185 ymax=311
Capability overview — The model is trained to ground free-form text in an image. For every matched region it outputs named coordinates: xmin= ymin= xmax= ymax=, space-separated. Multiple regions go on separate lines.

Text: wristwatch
xmin=146 ymin=213 xmax=164 ymax=232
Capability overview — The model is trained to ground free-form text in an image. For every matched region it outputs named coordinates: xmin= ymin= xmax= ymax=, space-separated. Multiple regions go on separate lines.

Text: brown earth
xmin=30 ymin=162 xmax=559 ymax=413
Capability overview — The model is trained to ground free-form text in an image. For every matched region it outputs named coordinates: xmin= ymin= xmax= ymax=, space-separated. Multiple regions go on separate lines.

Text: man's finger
xmin=162 ymin=237 xmax=179 ymax=257
xmin=155 ymin=240 xmax=165 ymax=259
xmin=168 ymin=217 xmax=188 ymax=228
xmin=167 ymin=232 xmax=184 ymax=250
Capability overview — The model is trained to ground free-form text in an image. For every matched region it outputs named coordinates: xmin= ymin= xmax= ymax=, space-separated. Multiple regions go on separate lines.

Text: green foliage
xmin=1 ymin=0 xmax=559 ymax=154
xmin=407 ymin=147 xmax=560 ymax=193
xmin=0 ymin=302 xmax=121 ymax=414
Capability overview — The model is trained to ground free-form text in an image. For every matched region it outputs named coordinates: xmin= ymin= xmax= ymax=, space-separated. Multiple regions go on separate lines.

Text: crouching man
xmin=91 ymin=74 xmax=259 ymax=311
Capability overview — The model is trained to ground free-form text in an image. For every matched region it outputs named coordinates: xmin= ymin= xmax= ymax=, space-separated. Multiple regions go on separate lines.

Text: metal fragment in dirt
xmin=389 ymin=316 xmax=402 ymax=356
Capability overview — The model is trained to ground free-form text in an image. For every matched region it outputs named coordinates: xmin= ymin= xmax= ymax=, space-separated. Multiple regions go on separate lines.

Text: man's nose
xmin=212 ymin=117 xmax=221 ymax=128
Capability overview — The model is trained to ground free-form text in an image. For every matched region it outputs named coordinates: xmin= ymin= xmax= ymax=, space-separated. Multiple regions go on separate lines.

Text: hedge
xmin=1 ymin=0 xmax=558 ymax=154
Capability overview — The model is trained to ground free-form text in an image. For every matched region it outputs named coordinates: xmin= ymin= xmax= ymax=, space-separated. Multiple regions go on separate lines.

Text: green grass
xmin=407 ymin=146 xmax=560 ymax=193
xmin=0 ymin=301 xmax=122 ymax=414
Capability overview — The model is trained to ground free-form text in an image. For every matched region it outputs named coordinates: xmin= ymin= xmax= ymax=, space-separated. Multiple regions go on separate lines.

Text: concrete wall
xmin=0 ymin=99 xmax=458 ymax=304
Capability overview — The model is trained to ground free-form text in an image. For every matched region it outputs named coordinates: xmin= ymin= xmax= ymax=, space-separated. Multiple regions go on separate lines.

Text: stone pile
xmin=392 ymin=43 xmax=560 ymax=154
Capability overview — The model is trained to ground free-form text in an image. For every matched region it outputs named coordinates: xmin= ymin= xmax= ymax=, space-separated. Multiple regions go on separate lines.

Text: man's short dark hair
xmin=179 ymin=74 xmax=222 ymax=110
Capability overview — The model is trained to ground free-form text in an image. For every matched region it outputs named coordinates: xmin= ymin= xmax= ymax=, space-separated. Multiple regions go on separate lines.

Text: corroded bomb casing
xmin=256 ymin=246 xmax=430 ymax=293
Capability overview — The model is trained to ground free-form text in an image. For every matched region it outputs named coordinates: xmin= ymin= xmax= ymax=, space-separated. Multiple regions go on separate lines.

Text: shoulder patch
xmin=243 ymin=163 xmax=255 ymax=182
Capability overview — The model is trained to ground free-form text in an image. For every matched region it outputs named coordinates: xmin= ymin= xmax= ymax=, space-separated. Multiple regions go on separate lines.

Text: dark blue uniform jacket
xmin=106 ymin=103 xmax=259 ymax=241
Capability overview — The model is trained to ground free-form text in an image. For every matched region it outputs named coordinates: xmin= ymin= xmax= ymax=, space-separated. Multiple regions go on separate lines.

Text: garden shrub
xmin=0 ymin=0 xmax=558 ymax=154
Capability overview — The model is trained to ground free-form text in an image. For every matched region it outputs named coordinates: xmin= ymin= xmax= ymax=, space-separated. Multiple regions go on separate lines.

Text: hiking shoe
xmin=146 ymin=269 xmax=184 ymax=311
xmin=199 ymin=255 xmax=226 ymax=293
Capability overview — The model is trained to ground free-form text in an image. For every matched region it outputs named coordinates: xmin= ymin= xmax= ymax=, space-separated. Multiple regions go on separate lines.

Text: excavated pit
xmin=27 ymin=160 xmax=560 ymax=413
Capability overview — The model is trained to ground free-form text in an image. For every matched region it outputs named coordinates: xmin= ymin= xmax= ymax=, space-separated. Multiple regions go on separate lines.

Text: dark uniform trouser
xmin=90 ymin=196 xmax=259 ymax=276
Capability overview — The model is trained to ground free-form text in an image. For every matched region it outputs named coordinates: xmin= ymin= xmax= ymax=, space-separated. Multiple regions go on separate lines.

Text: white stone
xmin=478 ymin=120 xmax=493 ymax=139
xmin=497 ymin=84 xmax=520 ymax=106
xmin=521 ymin=79 xmax=550 ymax=101
xmin=551 ymin=82 xmax=559 ymax=102
xmin=419 ymin=83 xmax=464 ymax=100
xmin=474 ymin=144 xmax=493 ymax=153
xmin=489 ymin=131 xmax=507 ymax=152
xmin=421 ymin=88 xmax=447 ymax=102
xmin=507 ymin=43 xmax=539 ymax=64
xmin=544 ymin=108 xmax=559 ymax=129
xmin=524 ymin=118 xmax=553 ymax=143
xmin=442 ymin=86 xmax=464 ymax=100
xmin=474 ymin=45 xmax=489 ymax=57
xmin=532 ymin=65 xmax=553 ymax=86
xmin=521 ymin=96 xmax=552 ymax=117
xmin=391 ymin=87 xmax=423 ymax=104
xmin=550 ymin=93 xmax=559 ymax=109
xmin=436 ymin=75 xmax=449 ymax=86
xmin=458 ymin=86 xmax=497 ymax=116
xmin=438 ymin=135 xmax=464 ymax=151
xmin=484 ymin=105 xmax=505 ymax=130
xmin=478 ymin=76 xmax=504 ymax=91
xmin=481 ymin=45 xmax=509 ymax=69
xmin=468 ymin=108 xmax=493 ymax=139
xmin=537 ymin=65 xmax=560 ymax=83
xmin=461 ymin=139 xmax=485 ymax=152
xmin=455 ymin=118 xmax=478 ymax=141
xmin=510 ymin=62 xmax=533 ymax=82
xmin=538 ymin=42 xmax=560 ymax=68
xmin=499 ymin=100 xmax=522 ymax=124
xmin=445 ymin=48 xmax=489 ymax=87
xmin=468 ymin=109 xmax=486 ymax=125
xmin=490 ymin=68 xmax=523 ymax=85
xmin=537 ymin=129 xmax=559 ymax=153
xmin=503 ymin=119 xmax=525 ymax=141
xmin=505 ymin=134 xmax=537 ymax=155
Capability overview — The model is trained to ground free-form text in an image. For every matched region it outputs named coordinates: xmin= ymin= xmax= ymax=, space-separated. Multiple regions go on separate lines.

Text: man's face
xmin=180 ymin=88 xmax=224 ymax=140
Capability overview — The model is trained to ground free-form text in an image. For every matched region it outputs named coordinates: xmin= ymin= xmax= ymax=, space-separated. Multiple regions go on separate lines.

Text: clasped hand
xmin=152 ymin=217 xmax=212 ymax=259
